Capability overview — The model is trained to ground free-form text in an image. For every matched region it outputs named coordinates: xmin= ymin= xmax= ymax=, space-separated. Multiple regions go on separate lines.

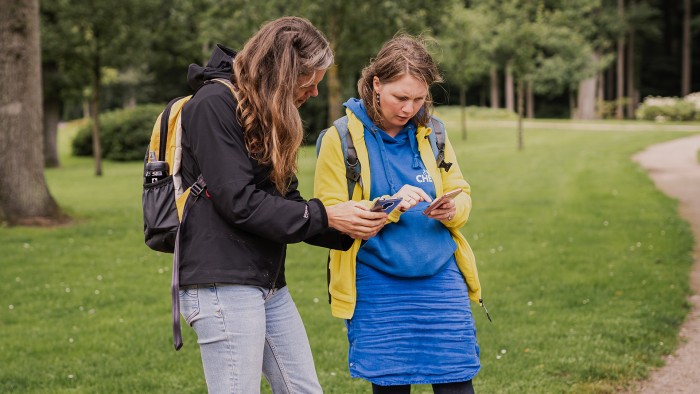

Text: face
xmin=294 ymin=69 xmax=326 ymax=108
xmin=373 ymin=74 xmax=428 ymax=133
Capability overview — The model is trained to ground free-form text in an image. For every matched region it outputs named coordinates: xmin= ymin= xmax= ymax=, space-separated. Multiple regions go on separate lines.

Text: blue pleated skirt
xmin=347 ymin=257 xmax=480 ymax=386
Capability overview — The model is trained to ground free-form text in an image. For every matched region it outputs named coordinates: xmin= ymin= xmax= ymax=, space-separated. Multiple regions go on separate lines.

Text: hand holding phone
xmin=370 ymin=197 xmax=403 ymax=214
xmin=422 ymin=189 xmax=461 ymax=215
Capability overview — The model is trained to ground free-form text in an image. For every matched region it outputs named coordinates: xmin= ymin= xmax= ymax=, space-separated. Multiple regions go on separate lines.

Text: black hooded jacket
xmin=178 ymin=44 xmax=351 ymax=289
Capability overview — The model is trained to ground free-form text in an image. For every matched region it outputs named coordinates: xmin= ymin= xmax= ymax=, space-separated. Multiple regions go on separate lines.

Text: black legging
xmin=371 ymin=380 xmax=475 ymax=394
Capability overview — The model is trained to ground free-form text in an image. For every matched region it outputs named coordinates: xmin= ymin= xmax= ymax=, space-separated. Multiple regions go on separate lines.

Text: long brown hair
xmin=233 ymin=17 xmax=333 ymax=194
xmin=357 ymin=34 xmax=443 ymax=127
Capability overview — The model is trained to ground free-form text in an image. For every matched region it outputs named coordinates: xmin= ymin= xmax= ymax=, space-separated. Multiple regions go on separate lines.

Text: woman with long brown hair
xmin=177 ymin=17 xmax=387 ymax=393
xmin=315 ymin=35 xmax=483 ymax=393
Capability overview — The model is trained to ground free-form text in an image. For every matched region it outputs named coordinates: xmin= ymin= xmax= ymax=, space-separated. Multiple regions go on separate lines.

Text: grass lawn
xmin=0 ymin=110 xmax=697 ymax=393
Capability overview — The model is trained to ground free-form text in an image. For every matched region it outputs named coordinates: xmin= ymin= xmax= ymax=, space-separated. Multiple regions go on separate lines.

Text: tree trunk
xmin=626 ymin=24 xmax=636 ymax=118
xmin=490 ymin=66 xmax=500 ymax=109
xmin=517 ymin=79 xmax=524 ymax=151
xmin=682 ymin=0 xmax=691 ymax=96
xmin=459 ymin=84 xmax=467 ymax=141
xmin=91 ymin=60 xmax=103 ymax=176
xmin=578 ymin=77 xmax=597 ymax=120
xmin=505 ymin=61 xmax=515 ymax=113
xmin=616 ymin=0 xmax=625 ymax=119
xmin=597 ymin=70 xmax=604 ymax=118
xmin=569 ymin=90 xmax=577 ymax=119
xmin=526 ymin=79 xmax=534 ymax=119
xmin=325 ymin=14 xmax=342 ymax=124
xmin=327 ymin=64 xmax=342 ymax=124
xmin=43 ymin=98 xmax=60 ymax=167
xmin=0 ymin=0 xmax=63 ymax=225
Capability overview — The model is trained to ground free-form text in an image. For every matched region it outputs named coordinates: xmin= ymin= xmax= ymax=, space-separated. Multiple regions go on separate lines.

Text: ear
xmin=373 ymin=76 xmax=381 ymax=93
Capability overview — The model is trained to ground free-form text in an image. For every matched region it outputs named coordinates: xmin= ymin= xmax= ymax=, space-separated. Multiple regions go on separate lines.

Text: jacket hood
xmin=187 ymin=44 xmax=237 ymax=90
xmin=343 ymin=98 xmax=378 ymax=131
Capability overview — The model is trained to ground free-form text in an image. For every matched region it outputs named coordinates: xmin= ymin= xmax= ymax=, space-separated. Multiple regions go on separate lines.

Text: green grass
xmin=1 ymin=112 xmax=697 ymax=393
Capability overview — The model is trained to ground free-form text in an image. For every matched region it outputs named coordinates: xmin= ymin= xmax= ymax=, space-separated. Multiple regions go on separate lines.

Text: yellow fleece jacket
xmin=314 ymin=109 xmax=482 ymax=319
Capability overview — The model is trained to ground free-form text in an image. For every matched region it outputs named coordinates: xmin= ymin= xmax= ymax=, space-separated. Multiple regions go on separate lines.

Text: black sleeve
xmin=304 ymin=229 xmax=354 ymax=251
xmin=184 ymin=84 xmax=327 ymax=243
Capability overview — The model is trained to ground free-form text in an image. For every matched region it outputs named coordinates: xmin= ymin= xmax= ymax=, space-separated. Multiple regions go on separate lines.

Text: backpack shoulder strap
xmin=333 ymin=116 xmax=361 ymax=199
xmin=428 ymin=117 xmax=453 ymax=172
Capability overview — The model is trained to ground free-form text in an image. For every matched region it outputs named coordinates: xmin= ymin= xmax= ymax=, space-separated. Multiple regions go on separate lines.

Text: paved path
xmin=631 ymin=134 xmax=700 ymax=393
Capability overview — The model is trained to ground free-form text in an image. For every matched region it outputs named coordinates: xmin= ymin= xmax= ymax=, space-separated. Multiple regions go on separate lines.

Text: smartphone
xmin=422 ymin=189 xmax=462 ymax=215
xmin=370 ymin=197 xmax=403 ymax=214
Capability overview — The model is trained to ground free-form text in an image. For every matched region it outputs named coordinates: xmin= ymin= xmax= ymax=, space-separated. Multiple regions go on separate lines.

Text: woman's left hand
xmin=426 ymin=199 xmax=456 ymax=222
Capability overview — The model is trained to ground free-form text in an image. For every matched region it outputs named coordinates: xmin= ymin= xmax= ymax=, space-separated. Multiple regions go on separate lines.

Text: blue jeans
xmin=179 ymin=284 xmax=322 ymax=394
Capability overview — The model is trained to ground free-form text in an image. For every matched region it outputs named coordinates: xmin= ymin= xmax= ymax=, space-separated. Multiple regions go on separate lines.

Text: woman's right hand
xmin=326 ymin=201 xmax=388 ymax=240
xmin=392 ymin=185 xmax=432 ymax=211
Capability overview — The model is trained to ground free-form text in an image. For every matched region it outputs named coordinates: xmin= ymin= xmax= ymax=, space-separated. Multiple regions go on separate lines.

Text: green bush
xmin=72 ymin=104 xmax=164 ymax=161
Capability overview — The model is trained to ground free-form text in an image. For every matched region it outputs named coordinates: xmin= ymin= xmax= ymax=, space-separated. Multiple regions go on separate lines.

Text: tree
xmin=438 ymin=3 xmax=492 ymax=140
xmin=682 ymin=0 xmax=691 ymax=96
xmin=41 ymin=0 xmax=156 ymax=176
xmin=0 ymin=0 xmax=63 ymax=225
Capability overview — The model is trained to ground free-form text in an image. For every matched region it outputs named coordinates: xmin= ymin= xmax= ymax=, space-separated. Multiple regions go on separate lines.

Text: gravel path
xmin=630 ymin=134 xmax=700 ymax=393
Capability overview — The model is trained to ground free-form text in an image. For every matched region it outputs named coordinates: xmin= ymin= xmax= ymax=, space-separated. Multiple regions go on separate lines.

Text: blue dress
xmin=346 ymin=105 xmax=480 ymax=386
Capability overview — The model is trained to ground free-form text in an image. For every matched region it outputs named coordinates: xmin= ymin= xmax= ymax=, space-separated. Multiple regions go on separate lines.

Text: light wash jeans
xmin=179 ymin=284 xmax=322 ymax=394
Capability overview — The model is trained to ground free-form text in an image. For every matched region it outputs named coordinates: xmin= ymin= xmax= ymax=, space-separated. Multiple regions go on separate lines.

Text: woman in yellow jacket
xmin=315 ymin=35 xmax=485 ymax=394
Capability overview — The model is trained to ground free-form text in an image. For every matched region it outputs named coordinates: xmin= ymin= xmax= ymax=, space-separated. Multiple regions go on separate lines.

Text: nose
xmin=309 ymin=86 xmax=319 ymax=98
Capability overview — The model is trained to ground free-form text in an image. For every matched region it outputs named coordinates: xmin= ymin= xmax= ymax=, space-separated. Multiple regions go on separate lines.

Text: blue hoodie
xmin=344 ymin=98 xmax=457 ymax=277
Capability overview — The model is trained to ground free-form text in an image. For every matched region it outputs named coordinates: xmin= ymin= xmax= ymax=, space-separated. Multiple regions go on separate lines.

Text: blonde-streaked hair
xmin=357 ymin=34 xmax=443 ymax=127
xmin=233 ymin=16 xmax=333 ymax=194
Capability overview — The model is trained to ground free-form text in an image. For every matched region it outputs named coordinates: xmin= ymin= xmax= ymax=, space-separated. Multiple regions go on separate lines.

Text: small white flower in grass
xmin=501 ymin=349 xmax=507 ymax=354
xmin=659 ymin=342 xmax=664 ymax=346
xmin=636 ymin=242 xmax=642 ymax=248
xmin=603 ymin=221 xmax=609 ymax=227
xmin=23 ymin=243 xmax=30 ymax=249
xmin=313 ymin=297 xmax=319 ymax=303
xmin=158 ymin=268 xmax=164 ymax=274
xmin=68 ymin=375 xmax=74 ymax=379
xmin=65 ymin=288 xmax=71 ymax=293
xmin=472 ymin=234 xmax=479 ymax=241
xmin=15 ymin=277 xmax=21 ymax=282
xmin=490 ymin=248 xmax=496 ymax=254
xmin=119 ymin=318 xmax=124 ymax=323
xmin=88 ymin=309 xmax=95 ymax=314
xmin=330 ymin=372 xmax=336 ymax=376
xmin=582 ymin=299 xmax=590 ymax=305
xmin=69 ymin=338 xmax=74 ymax=343
xmin=94 ymin=290 xmax=100 ymax=295
xmin=527 ymin=301 xmax=533 ymax=306
xmin=97 ymin=275 xmax=103 ymax=281
xmin=8 ymin=305 xmax=14 ymax=310
xmin=498 ymin=246 xmax=503 ymax=252
xmin=496 ymin=355 xmax=502 ymax=360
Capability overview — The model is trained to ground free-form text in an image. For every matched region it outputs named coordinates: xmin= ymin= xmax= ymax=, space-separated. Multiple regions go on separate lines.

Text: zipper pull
xmin=479 ymin=298 xmax=492 ymax=322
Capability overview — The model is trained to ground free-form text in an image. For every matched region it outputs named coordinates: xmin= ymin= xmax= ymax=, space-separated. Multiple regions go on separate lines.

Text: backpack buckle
xmin=190 ymin=176 xmax=207 ymax=197
xmin=436 ymin=151 xmax=453 ymax=172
